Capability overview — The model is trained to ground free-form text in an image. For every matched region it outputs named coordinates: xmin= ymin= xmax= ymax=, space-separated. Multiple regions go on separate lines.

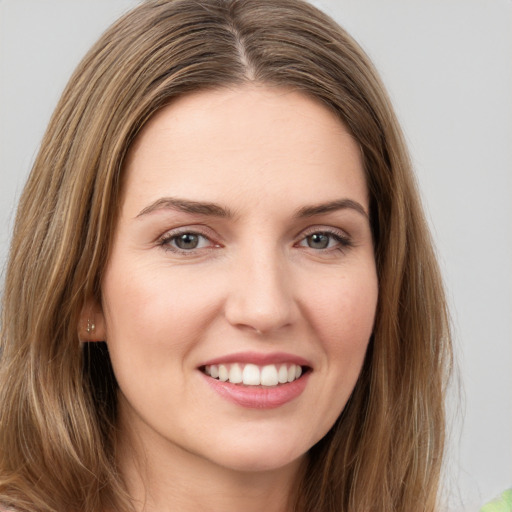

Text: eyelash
xmin=157 ymin=229 xmax=218 ymax=255
xmin=296 ymin=228 xmax=353 ymax=253
xmin=157 ymin=227 xmax=353 ymax=255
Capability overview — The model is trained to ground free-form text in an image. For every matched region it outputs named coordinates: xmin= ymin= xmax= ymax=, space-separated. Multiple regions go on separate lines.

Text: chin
xmin=201 ymin=434 xmax=310 ymax=474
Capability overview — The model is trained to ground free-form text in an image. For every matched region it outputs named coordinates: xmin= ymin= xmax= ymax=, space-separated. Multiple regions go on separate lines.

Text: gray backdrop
xmin=1 ymin=1 xmax=511 ymax=510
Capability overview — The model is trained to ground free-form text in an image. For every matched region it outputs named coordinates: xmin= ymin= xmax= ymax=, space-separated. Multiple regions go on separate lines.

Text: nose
xmin=224 ymin=247 xmax=298 ymax=335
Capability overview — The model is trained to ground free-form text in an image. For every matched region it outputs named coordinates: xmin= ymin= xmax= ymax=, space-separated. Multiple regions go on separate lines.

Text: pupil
xmin=308 ymin=233 xmax=329 ymax=249
xmin=176 ymin=233 xmax=199 ymax=249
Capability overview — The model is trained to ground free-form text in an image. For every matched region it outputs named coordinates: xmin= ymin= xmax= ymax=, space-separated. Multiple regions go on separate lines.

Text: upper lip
xmin=199 ymin=351 xmax=312 ymax=369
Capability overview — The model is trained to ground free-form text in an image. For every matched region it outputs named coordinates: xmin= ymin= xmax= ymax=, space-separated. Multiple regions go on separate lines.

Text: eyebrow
xmin=136 ymin=196 xmax=368 ymax=220
xmin=136 ymin=197 xmax=235 ymax=219
xmin=295 ymin=199 xmax=368 ymax=219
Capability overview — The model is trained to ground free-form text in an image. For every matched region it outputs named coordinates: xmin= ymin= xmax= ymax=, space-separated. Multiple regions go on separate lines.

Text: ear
xmin=78 ymin=297 xmax=107 ymax=342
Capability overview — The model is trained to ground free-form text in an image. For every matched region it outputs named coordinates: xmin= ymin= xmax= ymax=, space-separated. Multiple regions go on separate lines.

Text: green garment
xmin=480 ymin=489 xmax=512 ymax=512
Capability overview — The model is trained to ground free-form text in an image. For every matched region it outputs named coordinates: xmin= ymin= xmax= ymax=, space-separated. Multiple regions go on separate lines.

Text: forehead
xmin=121 ymin=85 xmax=367 ymax=215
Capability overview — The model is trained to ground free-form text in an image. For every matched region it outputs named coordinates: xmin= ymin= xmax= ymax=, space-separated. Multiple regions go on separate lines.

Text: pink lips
xmin=201 ymin=351 xmax=311 ymax=367
xmin=199 ymin=351 xmax=311 ymax=409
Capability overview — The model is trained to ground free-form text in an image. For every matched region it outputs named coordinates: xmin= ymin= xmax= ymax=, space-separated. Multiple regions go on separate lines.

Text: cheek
xmin=99 ymin=265 xmax=213 ymax=416
xmin=303 ymin=267 xmax=378 ymax=363
xmin=291 ymin=266 xmax=377 ymax=443
xmin=101 ymin=264 xmax=223 ymax=360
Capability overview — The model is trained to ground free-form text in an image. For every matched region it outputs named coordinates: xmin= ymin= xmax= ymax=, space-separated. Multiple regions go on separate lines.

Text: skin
xmin=83 ymin=85 xmax=378 ymax=512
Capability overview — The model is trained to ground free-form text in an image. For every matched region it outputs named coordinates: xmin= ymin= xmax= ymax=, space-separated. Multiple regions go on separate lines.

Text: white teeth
xmin=242 ymin=364 xmax=261 ymax=385
xmin=218 ymin=365 xmax=229 ymax=382
xmin=229 ymin=363 xmax=243 ymax=384
xmin=204 ymin=363 xmax=305 ymax=386
xmin=261 ymin=365 xmax=279 ymax=386
xmin=278 ymin=364 xmax=288 ymax=384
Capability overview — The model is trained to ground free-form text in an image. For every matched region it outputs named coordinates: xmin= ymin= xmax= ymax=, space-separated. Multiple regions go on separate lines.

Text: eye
xmin=304 ymin=233 xmax=332 ymax=250
xmin=173 ymin=233 xmax=203 ymax=250
xmin=297 ymin=230 xmax=352 ymax=251
xmin=158 ymin=231 xmax=216 ymax=253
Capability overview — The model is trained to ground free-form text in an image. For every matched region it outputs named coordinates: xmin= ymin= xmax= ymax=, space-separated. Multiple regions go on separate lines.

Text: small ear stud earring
xmin=86 ymin=318 xmax=95 ymax=334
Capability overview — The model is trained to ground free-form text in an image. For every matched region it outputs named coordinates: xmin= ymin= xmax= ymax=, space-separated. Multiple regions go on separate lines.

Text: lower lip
xmin=201 ymin=371 xmax=310 ymax=409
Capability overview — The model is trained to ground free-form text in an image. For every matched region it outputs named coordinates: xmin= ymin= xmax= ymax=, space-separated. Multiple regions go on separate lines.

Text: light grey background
xmin=1 ymin=1 xmax=511 ymax=510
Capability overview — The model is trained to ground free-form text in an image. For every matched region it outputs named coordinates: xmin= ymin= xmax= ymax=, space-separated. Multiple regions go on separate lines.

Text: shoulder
xmin=480 ymin=489 xmax=512 ymax=512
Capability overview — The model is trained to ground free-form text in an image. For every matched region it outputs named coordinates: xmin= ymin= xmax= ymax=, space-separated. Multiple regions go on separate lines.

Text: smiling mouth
xmin=200 ymin=363 xmax=308 ymax=387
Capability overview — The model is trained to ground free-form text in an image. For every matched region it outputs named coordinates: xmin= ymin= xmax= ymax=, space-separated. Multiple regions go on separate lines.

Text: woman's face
xmin=93 ymin=85 xmax=378 ymax=474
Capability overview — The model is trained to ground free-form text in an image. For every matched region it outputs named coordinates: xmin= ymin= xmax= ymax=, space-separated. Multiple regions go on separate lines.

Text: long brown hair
xmin=0 ymin=0 xmax=452 ymax=510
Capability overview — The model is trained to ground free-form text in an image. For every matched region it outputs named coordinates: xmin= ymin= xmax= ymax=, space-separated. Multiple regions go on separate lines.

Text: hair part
xmin=0 ymin=1 xmax=451 ymax=511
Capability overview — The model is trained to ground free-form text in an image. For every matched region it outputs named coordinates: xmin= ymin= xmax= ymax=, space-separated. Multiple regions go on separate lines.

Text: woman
xmin=0 ymin=0 xmax=452 ymax=511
